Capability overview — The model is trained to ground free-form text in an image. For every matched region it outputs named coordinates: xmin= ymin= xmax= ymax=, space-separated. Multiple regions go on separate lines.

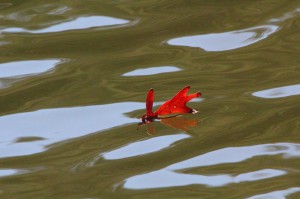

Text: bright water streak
xmin=2 ymin=16 xmax=130 ymax=33
xmin=0 ymin=102 xmax=143 ymax=158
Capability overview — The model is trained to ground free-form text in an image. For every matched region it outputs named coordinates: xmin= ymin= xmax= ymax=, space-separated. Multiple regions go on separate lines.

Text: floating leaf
xmin=141 ymin=86 xmax=201 ymax=123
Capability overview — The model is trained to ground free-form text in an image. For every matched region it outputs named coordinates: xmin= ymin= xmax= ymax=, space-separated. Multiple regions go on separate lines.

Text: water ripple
xmin=2 ymin=3 xmax=71 ymax=22
xmin=0 ymin=3 xmax=12 ymax=10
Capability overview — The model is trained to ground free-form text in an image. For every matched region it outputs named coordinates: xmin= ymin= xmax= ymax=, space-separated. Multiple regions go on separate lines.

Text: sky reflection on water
xmin=2 ymin=16 xmax=130 ymax=34
xmin=168 ymin=7 xmax=300 ymax=52
xmin=0 ymin=59 xmax=64 ymax=89
xmin=124 ymin=169 xmax=286 ymax=189
xmin=168 ymin=25 xmax=278 ymax=52
xmin=0 ymin=59 xmax=62 ymax=78
xmin=253 ymin=84 xmax=300 ymax=98
xmin=124 ymin=142 xmax=299 ymax=189
xmin=246 ymin=187 xmax=300 ymax=199
xmin=123 ymin=66 xmax=181 ymax=76
xmin=167 ymin=142 xmax=300 ymax=170
xmin=0 ymin=169 xmax=19 ymax=178
xmin=103 ymin=134 xmax=190 ymax=160
xmin=0 ymin=1 xmax=300 ymax=198
xmin=0 ymin=102 xmax=143 ymax=158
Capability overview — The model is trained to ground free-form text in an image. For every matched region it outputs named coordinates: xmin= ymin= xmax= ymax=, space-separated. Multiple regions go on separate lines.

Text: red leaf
xmin=141 ymin=88 xmax=156 ymax=123
xmin=141 ymin=86 xmax=201 ymax=123
xmin=146 ymin=88 xmax=154 ymax=116
xmin=155 ymin=86 xmax=201 ymax=117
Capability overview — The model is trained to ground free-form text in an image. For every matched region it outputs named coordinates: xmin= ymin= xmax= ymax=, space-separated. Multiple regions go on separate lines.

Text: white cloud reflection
xmin=0 ymin=169 xmax=19 ymax=178
xmin=124 ymin=169 xmax=286 ymax=189
xmin=167 ymin=142 xmax=300 ymax=170
xmin=168 ymin=25 xmax=278 ymax=52
xmin=123 ymin=66 xmax=181 ymax=76
xmin=247 ymin=187 xmax=300 ymax=199
xmin=0 ymin=102 xmax=143 ymax=158
xmin=253 ymin=84 xmax=300 ymax=98
xmin=2 ymin=16 xmax=130 ymax=34
xmin=0 ymin=59 xmax=64 ymax=89
xmin=103 ymin=134 xmax=190 ymax=160
xmin=0 ymin=59 xmax=62 ymax=78
xmin=124 ymin=142 xmax=299 ymax=189
xmin=168 ymin=7 xmax=300 ymax=52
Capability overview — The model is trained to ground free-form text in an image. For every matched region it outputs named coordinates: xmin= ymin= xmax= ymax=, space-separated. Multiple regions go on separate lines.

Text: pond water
xmin=0 ymin=1 xmax=300 ymax=198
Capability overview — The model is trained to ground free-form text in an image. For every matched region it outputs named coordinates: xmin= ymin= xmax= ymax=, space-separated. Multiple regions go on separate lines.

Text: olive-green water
xmin=0 ymin=1 xmax=300 ymax=198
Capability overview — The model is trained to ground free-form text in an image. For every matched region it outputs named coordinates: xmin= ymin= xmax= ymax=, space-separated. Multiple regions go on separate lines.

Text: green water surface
xmin=0 ymin=1 xmax=300 ymax=198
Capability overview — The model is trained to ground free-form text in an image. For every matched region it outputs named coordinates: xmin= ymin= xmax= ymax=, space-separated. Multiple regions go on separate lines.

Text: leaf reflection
xmin=161 ymin=116 xmax=198 ymax=131
xmin=140 ymin=116 xmax=199 ymax=135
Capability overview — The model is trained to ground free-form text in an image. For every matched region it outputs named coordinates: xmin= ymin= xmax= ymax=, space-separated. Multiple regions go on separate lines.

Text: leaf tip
xmin=191 ymin=109 xmax=198 ymax=114
xmin=196 ymin=91 xmax=202 ymax=97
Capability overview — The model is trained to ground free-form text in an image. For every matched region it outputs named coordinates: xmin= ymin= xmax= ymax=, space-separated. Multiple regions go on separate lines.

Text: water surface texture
xmin=0 ymin=1 xmax=300 ymax=199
